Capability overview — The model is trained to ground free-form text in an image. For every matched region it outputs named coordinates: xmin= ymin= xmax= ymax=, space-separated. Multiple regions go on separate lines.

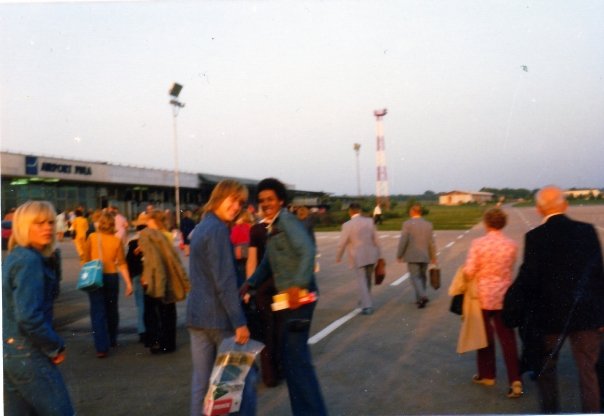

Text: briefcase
xmin=429 ymin=267 xmax=441 ymax=290
xmin=374 ymin=258 xmax=386 ymax=285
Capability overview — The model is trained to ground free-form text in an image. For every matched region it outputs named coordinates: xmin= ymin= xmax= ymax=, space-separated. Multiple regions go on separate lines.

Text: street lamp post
xmin=353 ymin=143 xmax=361 ymax=197
xmin=169 ymin=83 xmax=185 ymax=229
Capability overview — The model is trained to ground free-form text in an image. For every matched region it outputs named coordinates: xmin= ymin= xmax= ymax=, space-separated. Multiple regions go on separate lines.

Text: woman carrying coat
xmin=463 ymin=208 xmax=523 ymax=398
xmin=2 ymin=200 xmax=74 ymax=415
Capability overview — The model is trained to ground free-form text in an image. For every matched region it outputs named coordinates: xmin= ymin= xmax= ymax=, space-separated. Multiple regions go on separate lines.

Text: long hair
xmin=203 ymin=180 xmax=248 ymax=214
xmin=9 ymin=200 xmax=57 ymax=256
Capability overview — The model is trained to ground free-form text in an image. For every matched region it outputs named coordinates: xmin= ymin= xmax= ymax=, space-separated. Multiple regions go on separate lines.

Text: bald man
xmin=505 ymin=185 xmax=604 ymax=413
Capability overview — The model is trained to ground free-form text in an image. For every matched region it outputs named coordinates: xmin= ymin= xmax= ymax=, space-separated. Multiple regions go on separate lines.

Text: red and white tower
xmin=374 ymin=108 xmax=390 ymax=209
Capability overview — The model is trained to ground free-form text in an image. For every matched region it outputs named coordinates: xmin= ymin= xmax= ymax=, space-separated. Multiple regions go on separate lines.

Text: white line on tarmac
xmin=308 ymin=308 xmax=361 ymax=345
xmin=445 ymin=242 xmax=455 ymax=248
xmin=390 ymin=272 xmax=410 ymax=286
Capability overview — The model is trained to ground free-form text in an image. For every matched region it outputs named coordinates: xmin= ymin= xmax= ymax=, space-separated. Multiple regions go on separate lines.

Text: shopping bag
xmin=203 ymin=337 xmax=264 ymax=416
xmin=76 ymin=260 xmax=103 ymax=292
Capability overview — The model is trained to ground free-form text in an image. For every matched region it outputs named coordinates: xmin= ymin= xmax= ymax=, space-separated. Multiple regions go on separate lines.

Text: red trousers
xmin=477 ymin=309 xmax=521 ymax=384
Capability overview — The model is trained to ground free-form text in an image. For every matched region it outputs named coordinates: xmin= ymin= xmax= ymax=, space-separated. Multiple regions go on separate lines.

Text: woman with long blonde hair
xmin=3 ymin=200 xmax=74 ymax=415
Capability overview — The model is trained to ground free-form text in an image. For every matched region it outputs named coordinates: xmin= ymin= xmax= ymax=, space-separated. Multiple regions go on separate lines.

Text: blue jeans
xmin=408 ymin=263 xmax=428 ymax=302
xmin=4 ymin=347 xmax=74 ymax=415
xmin=132 ymin=274 xmax=146 ymax=334
xmin=278 ymin=302 xmax=327 ymax=416
xmin=188 ymin=328 xmax=258 ymax=416
xmin=87 ymin=274 xmax=120 ymax=353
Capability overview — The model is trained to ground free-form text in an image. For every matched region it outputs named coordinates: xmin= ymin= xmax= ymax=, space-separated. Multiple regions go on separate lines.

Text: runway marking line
xmin=308 ymin=308 xmax=361 ymax=345
xmin=390 ymin=272 xmax=409 ymax=287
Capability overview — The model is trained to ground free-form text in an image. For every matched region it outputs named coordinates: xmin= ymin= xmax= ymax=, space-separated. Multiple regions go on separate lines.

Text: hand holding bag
xmin=77 ymin=234 xmax=104 ymax=292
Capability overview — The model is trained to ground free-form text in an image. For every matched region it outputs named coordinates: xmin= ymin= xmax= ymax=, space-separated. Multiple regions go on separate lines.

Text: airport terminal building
xmin=1 ymin=151 xmax=324 ymax=220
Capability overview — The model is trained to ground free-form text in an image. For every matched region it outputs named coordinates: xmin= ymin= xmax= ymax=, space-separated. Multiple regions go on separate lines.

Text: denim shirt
xmin=186 ymin=212 xmax=247 ymax=330
xmin=2 ymin=246 xmax=64 ymax=358
xmin=249 ymin=209 xmax=317 ymax=292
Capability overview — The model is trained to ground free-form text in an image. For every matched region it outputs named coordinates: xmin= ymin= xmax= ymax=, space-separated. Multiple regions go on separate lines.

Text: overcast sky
xmin=1 ymin=0 xmax=603 ymax=195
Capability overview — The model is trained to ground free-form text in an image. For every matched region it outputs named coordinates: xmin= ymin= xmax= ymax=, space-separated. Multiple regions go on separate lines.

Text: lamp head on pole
xmin=169 ymin=83 xmax=183 ymax=98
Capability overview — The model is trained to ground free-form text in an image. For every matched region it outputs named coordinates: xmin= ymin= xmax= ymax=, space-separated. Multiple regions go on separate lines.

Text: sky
xmin=1 ymin=0 xmax=603 ymax=195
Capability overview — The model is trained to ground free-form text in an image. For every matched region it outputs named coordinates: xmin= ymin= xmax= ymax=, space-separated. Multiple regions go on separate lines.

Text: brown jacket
xmin=139 ymin=228 xmax=190 ymax=303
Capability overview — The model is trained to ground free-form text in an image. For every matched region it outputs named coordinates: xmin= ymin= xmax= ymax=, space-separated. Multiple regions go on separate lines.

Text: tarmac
xmin=10 ymin=205 xmax=604 ymax=415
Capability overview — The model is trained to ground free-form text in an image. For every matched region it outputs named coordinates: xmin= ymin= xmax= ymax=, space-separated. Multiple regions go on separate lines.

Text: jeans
xmin=188 ymin=327 xmax=258 ymax=416
xmin=277 ymin=302 xmax=328 ymax=416
xmin=132 ymin=274 xmax=146 ymax=334
xmin=4 ymin=347 xmax=74 ymax=415
xmin=87 ymin=274 xmax=120 ymax=353
xmin=408 ymin=263 xmax=428 ymax=302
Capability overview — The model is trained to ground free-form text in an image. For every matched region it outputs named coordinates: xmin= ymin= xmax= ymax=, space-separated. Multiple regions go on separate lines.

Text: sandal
xmin=507 ymin=380 xmax=523 ymax=398
xmin=472 ymin=375 xmax=495 ymax=386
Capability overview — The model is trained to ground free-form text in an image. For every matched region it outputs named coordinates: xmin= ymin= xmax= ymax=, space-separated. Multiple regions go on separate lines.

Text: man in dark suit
xmin=507 ymin=185 xmax=604 ymax=413
xmin=336 ymin=203 xmax=382 ymax=315
xmin=396 ymin=204 xmax=437 ymax=308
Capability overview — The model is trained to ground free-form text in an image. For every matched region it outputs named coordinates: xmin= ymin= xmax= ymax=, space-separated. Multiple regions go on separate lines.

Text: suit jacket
xmin=336 ymin=214 xmax=381 ymax=268
xmin=396 ymin=217 xmax=436 ymax=264
xmin=505 ymin=214 xmax=604 ymax=334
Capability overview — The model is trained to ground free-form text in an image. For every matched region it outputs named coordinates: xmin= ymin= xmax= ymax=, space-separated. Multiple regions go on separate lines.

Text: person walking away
xmin=186 ymin=180 xmax=256 ymax=416
xmin=503 ymin=185 xmax=604 ymax=413
xmin=242 ymin=177 xmax=327 ymax=416
xmin=83 ymin=211 xmax=133 ymax=357
xmin=3 ymin=200 xmax=74 ymax=415
xmin=139 ymin=210 xmax=189 ymax=354
xmin=180 ymin=209 xmax=196 ymax=256
xmin=55 ymin=209 xmax=67 ymax=242
xmin=110 ymin=206 xmax=129 ymax=247
xmin=396 ymin=204 xmax=437 ymax=308
xmin=336 ymin=202 xmax=382 ymax=315
xmin=373 ymin=203 xmax=383 ymax=225
xmin=463 ymin=208 xmax=523 ymax=398
xmin=231 ymin=209 xmax=253 ymax=285
xmin=71 ymin=208 xmax=89 ymax=263
xmin=126 ymin=224 xmax=147 ymax=344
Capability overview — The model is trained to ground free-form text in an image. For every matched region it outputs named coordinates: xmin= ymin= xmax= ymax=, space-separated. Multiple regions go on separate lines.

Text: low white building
xmin=563 ymin=189 xmax=601 ymax=199
xmin=439 ymin=190 xmax=494 ymax=206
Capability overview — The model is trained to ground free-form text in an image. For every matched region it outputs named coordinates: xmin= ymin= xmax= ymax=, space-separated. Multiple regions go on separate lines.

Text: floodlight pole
xmin=353 ymin=143 xmax=361 ymax=196
xmin=169 ymin=84 xmax=185 ymax=230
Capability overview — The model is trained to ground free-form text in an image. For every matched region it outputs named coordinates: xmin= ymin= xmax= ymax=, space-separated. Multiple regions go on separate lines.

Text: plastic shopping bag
xmin=203 ymin=337 xmax=264 ymax=416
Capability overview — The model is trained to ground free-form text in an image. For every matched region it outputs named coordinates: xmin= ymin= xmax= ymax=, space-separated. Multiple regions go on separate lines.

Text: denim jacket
xmin=2 ymin=246 xmax=64 ymax=359
xmin=249 ymin=209 xmax=317 ymax=292
xmin=186 ymin=212 xmax=247 ymax=330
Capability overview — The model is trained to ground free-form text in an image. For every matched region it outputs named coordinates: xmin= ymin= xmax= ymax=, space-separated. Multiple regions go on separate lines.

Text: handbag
xmin=374 ymin=258 xmax=386 ymax=285
xmin=429 ymin=266 xmax=441 ymax=290
xmin=77 ymin=234 xmax=104 ymax=292
xmin=449 ymin=294 xmax=463 ymax=315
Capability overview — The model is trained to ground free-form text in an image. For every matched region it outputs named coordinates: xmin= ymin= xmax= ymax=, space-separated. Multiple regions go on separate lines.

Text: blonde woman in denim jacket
xmin=2 ymin=201 xmax=74 ymax=415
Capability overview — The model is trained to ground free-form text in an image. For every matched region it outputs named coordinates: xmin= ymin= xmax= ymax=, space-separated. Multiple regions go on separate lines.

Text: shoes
xmin=96 ymin=352 xmax=108 ymax=359
xmin=361 ymin=307 xmax=374 ymax=315
xmin=507 ymin=381 xmax=523 ymax=398
xmin=417 ymin=297 xmax=429 ymax=309
xmin=472 ymin=375 xmax=495 ymax=386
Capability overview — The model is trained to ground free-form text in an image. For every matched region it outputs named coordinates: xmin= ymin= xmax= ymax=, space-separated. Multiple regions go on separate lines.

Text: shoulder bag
xmin=77 ymin=233 xmax=104 ymax=292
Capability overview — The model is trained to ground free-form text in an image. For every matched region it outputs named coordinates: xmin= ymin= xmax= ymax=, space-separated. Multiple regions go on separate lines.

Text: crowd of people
xmin=2 ymin=184 xmax=603 ymax=415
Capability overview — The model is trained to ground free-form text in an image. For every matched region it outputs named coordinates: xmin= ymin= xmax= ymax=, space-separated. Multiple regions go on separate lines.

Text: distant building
xmin=438 ymin=190 xmax=494 ymax=206
xmin=563 ymin=188 xmax=601 ymax=199
xmin=1 ymin=151 xmax=325 ymax=220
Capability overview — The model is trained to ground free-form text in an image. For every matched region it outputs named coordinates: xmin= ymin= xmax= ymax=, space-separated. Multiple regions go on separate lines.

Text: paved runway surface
xmin=36 ymin=206 xmax=604 ymax=415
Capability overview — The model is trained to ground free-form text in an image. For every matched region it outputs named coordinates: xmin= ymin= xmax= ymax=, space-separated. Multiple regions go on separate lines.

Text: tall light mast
xmin=374 ymin=108 xmax=390 ymax=209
